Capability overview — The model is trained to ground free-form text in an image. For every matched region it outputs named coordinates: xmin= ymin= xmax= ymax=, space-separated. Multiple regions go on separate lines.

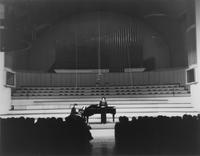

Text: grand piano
xmin=81 ymin=104 xmax=116 ymax=123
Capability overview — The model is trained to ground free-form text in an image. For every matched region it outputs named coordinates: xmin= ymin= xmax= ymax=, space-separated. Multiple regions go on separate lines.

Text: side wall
xmin=4 ymin=51 xmax=30 ymax=71
xmin=144 ymin=15 xmax=188 ymax=68
xmin=0 ymin=4 xmax=11 ymax=114
xmin=0 ymin=53 xmax=11 ymax=114
xmin=185 ymin=1 xmax=197 ymax=66
xmin=190 ymin=0 xmax=200 ymax=110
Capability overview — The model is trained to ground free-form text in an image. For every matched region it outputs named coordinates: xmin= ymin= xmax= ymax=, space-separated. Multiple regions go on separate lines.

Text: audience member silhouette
xmin=0 ymin=116 xmax=93 ymax=155
xmin=115 ymin=115 xmax=200 ymax=155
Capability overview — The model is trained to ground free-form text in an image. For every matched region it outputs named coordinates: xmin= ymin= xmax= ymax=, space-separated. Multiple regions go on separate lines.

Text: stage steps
xmin=8 ymin=96 xmax=197 ymax=123
xmin=11 ymin=96 xmax=191 ymax=109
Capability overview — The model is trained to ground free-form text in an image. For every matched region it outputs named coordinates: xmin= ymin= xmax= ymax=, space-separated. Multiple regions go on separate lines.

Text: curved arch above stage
xmin=28 ymin=12 xmax=170 ymax=72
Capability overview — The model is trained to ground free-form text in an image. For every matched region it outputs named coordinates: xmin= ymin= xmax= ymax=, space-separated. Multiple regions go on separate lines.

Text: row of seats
xmin=12 ymin=91 xmax=188 ymax=97
xmin=15 ymin=87 xmax=185 ymax=93
xmin=16 ymin=84 xmax=180 ymax=90
xmin=115 ymin=115 xmax=200 ymax=155
xmin=12 ymin=84 xmax=190 ymax=98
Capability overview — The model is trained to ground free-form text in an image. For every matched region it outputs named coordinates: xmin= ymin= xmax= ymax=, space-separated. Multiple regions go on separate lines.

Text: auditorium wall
xmin=25 ymin=13 xmax=171 ymax=71
xmin=185 ymin=1 xmax=196 ymax=66
xmin=0 ymin=53 xmax=11 ymax=114
xmin=143 ymin=30 xmax=170 ymax=69
xmin=4 ymin=50 xmax=30 ymax=70
xmin=144 ymin=15 xmax=188 ymax=68
xmin=3 ymin=4 xmax=196 ymax=72
xmin=28 ymin=33 xmax=56 ymax=71
xmin=16 ymin=68 xmax=186 ymax=87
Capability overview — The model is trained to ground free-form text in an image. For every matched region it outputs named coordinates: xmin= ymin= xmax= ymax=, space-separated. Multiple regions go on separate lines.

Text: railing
xmin=15 ymin=68 xmax=186 ymax=87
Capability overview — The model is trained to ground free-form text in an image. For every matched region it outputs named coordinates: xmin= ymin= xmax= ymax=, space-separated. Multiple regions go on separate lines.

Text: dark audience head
xmin=132 ymin=117 xmax=137 ymax=122
xmin=57 ymin=117 xmax=63 ymax=122
xmin=183 ymin=114 xmax=192 ymax=120
xmin=119 ymin=116 xmax=129 ymax=123
xmin=19 ymin=117 xmax=25 ymax=120
xmin=197 ymin=114 xmax=200 ymax=120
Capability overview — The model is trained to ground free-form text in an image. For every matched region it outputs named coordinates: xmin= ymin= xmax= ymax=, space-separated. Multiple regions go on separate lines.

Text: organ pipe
xmin=97 ymin=13 xmax=101 ymax=74
xmin=55 ymin=15 xmax=146 ymax=70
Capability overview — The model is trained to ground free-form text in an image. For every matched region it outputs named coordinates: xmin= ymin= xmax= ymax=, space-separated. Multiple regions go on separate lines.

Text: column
xmin=0 ymin=3 xmax=11 ymax=114
xmin=190 ymin=0 xmax=200 ymax=110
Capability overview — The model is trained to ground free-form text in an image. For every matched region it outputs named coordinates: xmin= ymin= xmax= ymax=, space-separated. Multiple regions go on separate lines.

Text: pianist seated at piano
xmin=99 ymin=97 xmax=108 ymax=107
xmin=70 ymin=103 xmax=79 ymax=116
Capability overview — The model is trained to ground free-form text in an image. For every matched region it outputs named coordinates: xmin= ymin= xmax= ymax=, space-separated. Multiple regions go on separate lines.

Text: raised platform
xmin=3 ymin=84 xmax=197 ymax=121
xmin=1 ymin=96 xmax=198 ymax=122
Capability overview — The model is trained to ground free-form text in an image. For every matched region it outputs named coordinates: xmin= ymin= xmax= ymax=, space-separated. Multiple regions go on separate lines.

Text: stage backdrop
xmin=29 ymin=12 xmax=170 ymax=71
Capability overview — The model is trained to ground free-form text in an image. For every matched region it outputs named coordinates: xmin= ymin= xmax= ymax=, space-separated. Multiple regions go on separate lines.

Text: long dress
xmin=99 ymin=101 xmax=107 ymax=123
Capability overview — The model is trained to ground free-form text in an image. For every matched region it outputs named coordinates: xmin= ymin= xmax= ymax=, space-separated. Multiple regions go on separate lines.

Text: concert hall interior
xmin=0 ymin=0 xmax=200 ymax=155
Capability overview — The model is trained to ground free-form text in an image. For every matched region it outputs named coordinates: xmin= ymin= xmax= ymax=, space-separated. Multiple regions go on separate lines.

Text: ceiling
xmin=1 ymin=0 xmax=194 ymax=52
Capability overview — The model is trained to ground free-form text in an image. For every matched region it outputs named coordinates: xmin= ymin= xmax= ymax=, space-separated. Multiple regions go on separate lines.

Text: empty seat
xmin=12 ymin=84 xmax=190 ymax=98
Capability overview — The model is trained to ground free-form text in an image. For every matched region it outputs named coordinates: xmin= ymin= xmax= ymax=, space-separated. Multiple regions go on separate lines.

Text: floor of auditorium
xmin=90 ymin=128 xmax=115 ymax=156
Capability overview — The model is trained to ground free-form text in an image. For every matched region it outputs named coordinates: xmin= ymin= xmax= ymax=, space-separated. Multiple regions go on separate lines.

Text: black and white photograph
xmin=0 ymin=0 xmax=200 ymax=155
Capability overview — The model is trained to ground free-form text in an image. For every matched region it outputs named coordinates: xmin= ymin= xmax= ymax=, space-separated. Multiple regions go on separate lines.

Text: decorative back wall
xmin=5 ymin=12 xmax=172 ymax=71
xmin=29 ymin=12 xmax=170 ymax=71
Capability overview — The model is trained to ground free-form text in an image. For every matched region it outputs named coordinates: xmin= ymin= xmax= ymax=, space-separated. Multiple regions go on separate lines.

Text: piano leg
xmin=101 ymin=113 xmax=107 ymax=124
xmin=113 ymin=114 xmax=115 ymax=122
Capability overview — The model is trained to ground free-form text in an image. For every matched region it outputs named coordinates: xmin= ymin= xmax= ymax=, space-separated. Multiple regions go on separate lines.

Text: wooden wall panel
xmin=133 ymin=73 xmax=142 ymax=85
xmin=16 ymin=68 xmax=186 ymax=87
xmin=142 ymin=72 xmax=149 ymax=85
xmin=159 ymin=71 xmax=168 ymax=84
xmin=149 ymin=72 xmax=160 ymax=85
xmin=79 ymin=73 xmax=96 ymax=87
